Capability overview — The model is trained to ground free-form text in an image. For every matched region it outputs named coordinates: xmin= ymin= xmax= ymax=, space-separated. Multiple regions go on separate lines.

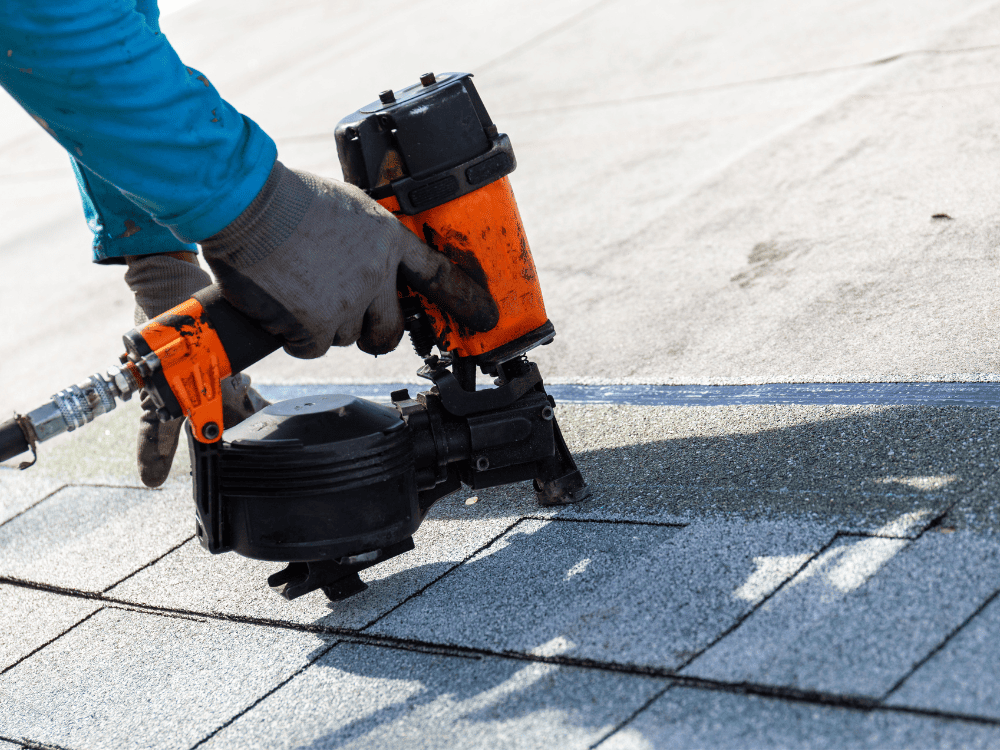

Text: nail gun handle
xmin=191 ymin=285 xmax=282 ymax=373
xmin=126 ymin=284 xmax=283 ymax=436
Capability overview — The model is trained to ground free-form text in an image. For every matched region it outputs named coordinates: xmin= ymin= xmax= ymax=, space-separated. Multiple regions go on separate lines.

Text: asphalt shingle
xmin=0 ymin=583 xmax=100 ymax=672
xmin=371 ymin=517 xmax=829 ymax=668
xmin=0 ymin=470 xmax=63 ymax=525
xmin=0 ymin=484 xmax=193 ymax=591
xmin=106 ymin=504 xmax=526 ymax=629
xmin=683 ymin=530 xmax=1000 ymax=696
xmin=888 ymin=593 xmax=1000 ymax=717
xmin=599 ymin=686 xmax=1000 ymax=749
xmin=202 ymin=642 xmax=666 ymax=750
xmin=553 ymin=404 xmax=999 ymax=537
xmin=0 ymin=607 xmax=331 ymax=750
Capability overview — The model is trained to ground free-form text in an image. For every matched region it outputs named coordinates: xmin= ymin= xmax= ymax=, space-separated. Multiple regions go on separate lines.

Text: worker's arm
xmin=0 ymin=0 xmax=496 ymax=362
xmin=0 ymin=0 xmax=275 ymax=244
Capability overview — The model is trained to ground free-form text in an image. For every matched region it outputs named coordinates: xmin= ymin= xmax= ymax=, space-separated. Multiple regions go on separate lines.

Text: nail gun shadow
xmin=308 ymin=404 xmax=999 ymax=634
xmin=422 ymin=403 xmax=1000 ymax=532
xmin=291 ymin=639 xmax=638 ymax=749
xmin=307 ymin=404 xmax=998 ymax=633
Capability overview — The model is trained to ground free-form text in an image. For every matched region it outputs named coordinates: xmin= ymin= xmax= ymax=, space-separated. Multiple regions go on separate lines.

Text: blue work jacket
xmin=0 ymin=0 xmax=276 ymax=261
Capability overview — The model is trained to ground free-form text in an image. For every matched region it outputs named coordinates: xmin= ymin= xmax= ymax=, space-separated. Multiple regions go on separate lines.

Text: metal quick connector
xmin=26 ymin=364 xmax=144 ymax=443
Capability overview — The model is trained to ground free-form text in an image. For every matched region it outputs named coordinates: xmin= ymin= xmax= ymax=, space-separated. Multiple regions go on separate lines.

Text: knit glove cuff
xmin=200 ymin=160 xmax=315 ymax=270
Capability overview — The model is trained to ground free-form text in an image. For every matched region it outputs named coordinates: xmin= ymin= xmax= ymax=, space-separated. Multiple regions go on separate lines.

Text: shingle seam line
xmin=357 ymin=515 xmax=527 ymax=631
xmin=188 ymin=641 xmax=341 ymax=750
xmin=522 ymin=515 xmax=688 ymax=528
xmin=672 ymin=676 xmax=1000 ymax=726
xmin=105 ymin=603 xmax=209 ymax=624
xmin=3 ymin=575 xmax=999 ymax=727
xmin=0 ymin=606 xmax=105 ymax=677
xmin=5 ymin=736 xmax=79 ymax=750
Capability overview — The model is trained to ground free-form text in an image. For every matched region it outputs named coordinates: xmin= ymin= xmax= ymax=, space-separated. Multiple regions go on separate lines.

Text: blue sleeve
xmin=0 ymin=0 xmax=277 ymax=244
xmin=73 ymin=157 xmax=198 ymax=263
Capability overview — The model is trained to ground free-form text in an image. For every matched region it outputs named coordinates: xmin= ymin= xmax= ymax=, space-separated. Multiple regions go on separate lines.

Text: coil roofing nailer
xmin=0 ymin=72 xmax=590 ymax=603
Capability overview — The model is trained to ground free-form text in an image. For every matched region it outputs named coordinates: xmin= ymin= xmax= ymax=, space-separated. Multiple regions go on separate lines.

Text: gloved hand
xmin=199 ymin=160 xmax=499 ymax=359
xmin=124 ymin=252 xmax=269 ymax=488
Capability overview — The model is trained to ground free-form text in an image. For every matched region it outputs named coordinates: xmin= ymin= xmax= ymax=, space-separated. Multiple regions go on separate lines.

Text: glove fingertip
xmin=282 ymin=340 xmax=329 ymax=359
xmin=462 ymin=296 xmax=500 ymax=333
xmin=400 ymin=247 xmax=499 ymax=334
xmin=357 ymin=326 xmax=404 ymax=356
xmin=138 ymin=465 xmax=170 ymax=489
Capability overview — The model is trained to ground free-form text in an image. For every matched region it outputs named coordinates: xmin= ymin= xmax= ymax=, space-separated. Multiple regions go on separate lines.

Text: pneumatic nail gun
xmin=0 ymin=72 xmax=589 ymax=603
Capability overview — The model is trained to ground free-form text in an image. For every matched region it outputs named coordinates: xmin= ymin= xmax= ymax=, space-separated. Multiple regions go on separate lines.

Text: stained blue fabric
xmin=0 ymin=0 xmax=277 ymax=261
xmin=72 ymin=158 xmax=197 ymax=262
xmin=69 ymin=0 xmax=196 ymax=262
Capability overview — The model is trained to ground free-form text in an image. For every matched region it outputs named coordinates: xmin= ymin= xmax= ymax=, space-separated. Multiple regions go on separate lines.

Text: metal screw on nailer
xmin=475 ymin=456 xmax=490 ymax=472
xmin=379 ymin=89 xmax=395 ymax=105
xmin=202 ymin=422 xmax=221 ymax=441
xmin=420 ymin=72 xmax=436 ymax=87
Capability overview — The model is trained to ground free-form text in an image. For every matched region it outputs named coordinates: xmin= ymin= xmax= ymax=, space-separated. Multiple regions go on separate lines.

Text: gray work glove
xmin=124 ymin=252 xmax=269 ymax=488
xmin=199 ymin=160 xmax=499 ymax=359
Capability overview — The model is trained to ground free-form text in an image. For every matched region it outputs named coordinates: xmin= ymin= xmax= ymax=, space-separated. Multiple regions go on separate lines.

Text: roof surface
xmin=4 ymin=1 xmax=1000 ymax=748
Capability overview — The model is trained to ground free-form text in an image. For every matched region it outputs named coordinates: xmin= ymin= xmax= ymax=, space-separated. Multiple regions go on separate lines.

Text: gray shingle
xmin=371 ymin=518 xmax=829 ymax=668
xmin=0 ymin=583 xmax=100 ymax=671
xmin=0 ymin=470 xmax=63 ymax=525
xmin=599 ymin=687 xmax=1000 ymax=749
xmin=202 ymin=642 xmax=666 ymax=750
xmin=683 ymin=530 xmax=1000 ymax=696
xmin=106 ymin=509 xmax=524 ymax=630
xmin=551 ymin=404 xmax=995 ymax=537
xmin=0 ymin=484 xmax=192 ymax=591
xmin=0 ymin=607 xmax=331 ymax=750
xmin=889 ymin=593 xmax=1000 ymax=717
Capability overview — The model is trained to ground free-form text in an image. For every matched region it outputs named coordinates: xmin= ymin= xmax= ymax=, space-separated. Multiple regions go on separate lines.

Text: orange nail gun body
xmin=379 ymin=177 xmax=550 ymax=360
xmin=336 ymin=72 xmax=554 ymax=365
